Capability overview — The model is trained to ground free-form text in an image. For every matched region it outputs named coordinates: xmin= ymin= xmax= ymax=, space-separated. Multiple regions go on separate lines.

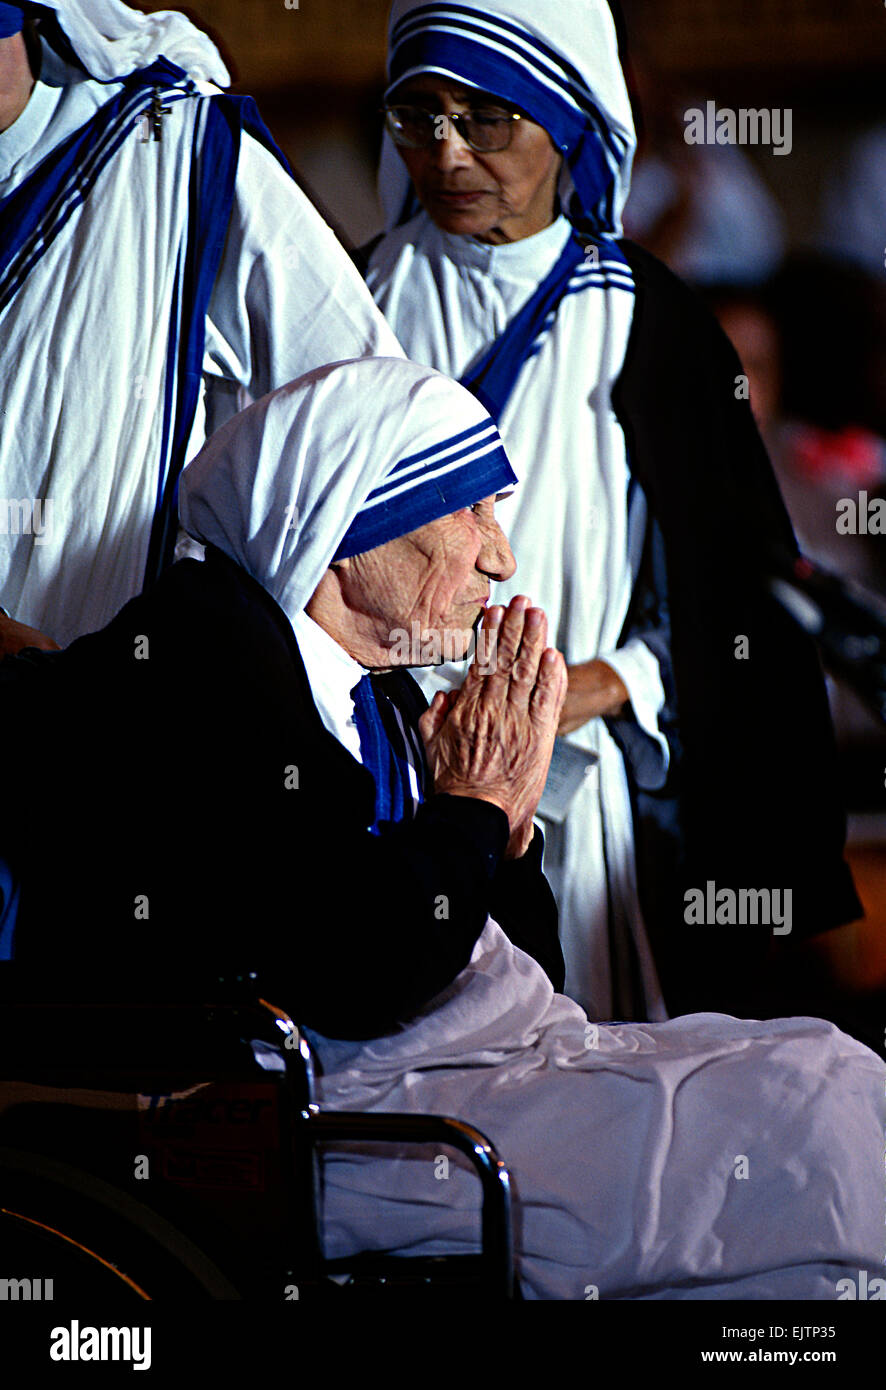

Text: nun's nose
xmin=429 ymin=118 xmax=476 ymax=170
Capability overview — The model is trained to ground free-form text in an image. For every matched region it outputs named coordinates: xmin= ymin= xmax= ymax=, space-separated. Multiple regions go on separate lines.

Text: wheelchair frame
xmin=0 ymin=970 xmax=516 ymax=1300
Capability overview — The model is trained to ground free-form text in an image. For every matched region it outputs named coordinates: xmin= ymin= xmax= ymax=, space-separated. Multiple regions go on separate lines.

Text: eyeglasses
xmin=383 ymin=104 xmax=524 ymax=153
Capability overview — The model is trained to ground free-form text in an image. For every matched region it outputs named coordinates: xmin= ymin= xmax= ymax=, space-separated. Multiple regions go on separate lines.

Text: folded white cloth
xmin=32 ymin=0 xmax=230 ymax=83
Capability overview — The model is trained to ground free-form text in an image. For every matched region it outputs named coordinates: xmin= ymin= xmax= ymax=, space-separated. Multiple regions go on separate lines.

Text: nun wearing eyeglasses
xmin=359 ymin=0 xmax=860 ymax=1023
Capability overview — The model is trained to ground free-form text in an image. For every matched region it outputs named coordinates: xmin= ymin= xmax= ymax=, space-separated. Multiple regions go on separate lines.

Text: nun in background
xmin=1 ymin=356 xmax=882 ymax=1301
xmin=359 ymin=0 xmax=861 ymax=1022
xmin=0 ymin=0 xmax=402 ymax=656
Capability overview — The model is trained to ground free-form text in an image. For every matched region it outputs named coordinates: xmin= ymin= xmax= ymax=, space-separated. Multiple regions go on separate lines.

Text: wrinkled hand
xmin=0 ymin=613 xmax=59 ymax=660
xmin=419 ymin=596 xmax=567 ymax=858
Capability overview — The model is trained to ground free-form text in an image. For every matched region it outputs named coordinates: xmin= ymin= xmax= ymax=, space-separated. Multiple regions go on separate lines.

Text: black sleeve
xmin=488 ymin=829 xmax=565 ymax=991
xmin=291 ymin=793 xmax=514 ymax=1039
xmin=374 ymin=666 xmax=565 ymax=992
xmin=0 ymin=571 xmax=529 ymax=1041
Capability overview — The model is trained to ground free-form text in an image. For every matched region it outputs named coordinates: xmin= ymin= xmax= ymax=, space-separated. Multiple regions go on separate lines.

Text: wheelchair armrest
xmin=302 ymin=1107 xmax=515 ymax=1299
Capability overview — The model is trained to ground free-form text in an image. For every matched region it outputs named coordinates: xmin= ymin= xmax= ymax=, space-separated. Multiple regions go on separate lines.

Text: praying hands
xmin=419 ymin=595 xmax=567 ymax=859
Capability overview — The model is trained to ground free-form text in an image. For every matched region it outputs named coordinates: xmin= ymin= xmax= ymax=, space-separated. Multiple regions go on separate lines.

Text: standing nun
xmin=0 ymin=0 xmax=401 ymax=651
xmin=361 ymin=0 xmax=860 ymax=1021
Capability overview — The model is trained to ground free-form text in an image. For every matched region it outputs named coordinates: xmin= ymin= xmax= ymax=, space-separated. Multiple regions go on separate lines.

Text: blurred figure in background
xmin=707 ymin=266 xmax=886 ymax=825
xmin=818 ymin=124 xmax=886 ymax=280
xmin=621 ymin=56 xmax=785 ymax=288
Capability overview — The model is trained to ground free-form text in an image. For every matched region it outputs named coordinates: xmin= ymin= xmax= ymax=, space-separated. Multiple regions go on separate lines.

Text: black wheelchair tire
xmin=0 ymin=1147 xmax=244 ymax=1300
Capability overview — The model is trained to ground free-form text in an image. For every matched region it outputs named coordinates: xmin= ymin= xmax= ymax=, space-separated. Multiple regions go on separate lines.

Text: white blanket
xmin=307 ymin=921 xmax=885 ymax=1300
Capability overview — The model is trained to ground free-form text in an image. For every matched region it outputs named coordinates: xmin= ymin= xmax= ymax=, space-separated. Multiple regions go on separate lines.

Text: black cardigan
xmin=0 ymin=549 xmax=563 ymax=1036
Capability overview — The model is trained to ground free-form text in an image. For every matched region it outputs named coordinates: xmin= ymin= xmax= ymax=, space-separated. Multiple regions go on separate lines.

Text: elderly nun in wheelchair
xmin=1 ymin=358 xmax=883 ymax=1301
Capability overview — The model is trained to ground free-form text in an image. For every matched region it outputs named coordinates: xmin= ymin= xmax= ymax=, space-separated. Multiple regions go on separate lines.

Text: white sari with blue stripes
xmin=0 ymin=36 xmax=400 ymax=648
xmin=367 ymin=0 xmax=670 ymax=1021
xmin=368 ymin=211 xmax=670 ymax=1022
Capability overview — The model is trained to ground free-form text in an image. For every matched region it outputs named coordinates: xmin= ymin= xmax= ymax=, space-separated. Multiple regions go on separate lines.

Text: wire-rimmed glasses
xmin=383 ymin=104 xmax=524 ymax=153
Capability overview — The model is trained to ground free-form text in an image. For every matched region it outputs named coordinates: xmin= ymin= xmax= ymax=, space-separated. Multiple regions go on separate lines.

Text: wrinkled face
xmin=392 ymin=75 xmax=562 ymax=244
xmin=337 ymin=495 xmax=516 ymax=666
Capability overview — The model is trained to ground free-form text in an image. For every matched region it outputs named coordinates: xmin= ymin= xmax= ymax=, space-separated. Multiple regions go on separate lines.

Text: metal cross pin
xmin=139 ymin=88 xmax=172 ymax=142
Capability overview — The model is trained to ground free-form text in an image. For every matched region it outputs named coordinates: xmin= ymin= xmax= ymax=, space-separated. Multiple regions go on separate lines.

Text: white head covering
xmin=13 ymin=0 xmax=229 ymax=84
xmin=380 ymin=0 xmax=635 ymax=236
xmin=178 ymin=357 xmax=517 ymax=620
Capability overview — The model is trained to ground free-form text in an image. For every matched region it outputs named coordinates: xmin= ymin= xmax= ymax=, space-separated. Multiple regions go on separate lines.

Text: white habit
xmin=0 ymin=13 xmax=401 ymax=646
xmin=368 ymin=211 xmax=669 ymax=1021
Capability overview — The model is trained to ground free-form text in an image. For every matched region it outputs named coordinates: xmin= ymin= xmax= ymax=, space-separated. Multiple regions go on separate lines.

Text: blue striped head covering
xmin=179 ymin=357 xmax=517 ymax=620
xmin=381 ymin=0 xmax=636 ymax=236
xmin=333 ymin=409 xmax=512 ymax=560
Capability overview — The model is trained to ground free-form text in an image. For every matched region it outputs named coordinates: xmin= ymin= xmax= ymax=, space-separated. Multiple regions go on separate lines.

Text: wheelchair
xmin=0 ymin=965 xmax=516 ymax=1301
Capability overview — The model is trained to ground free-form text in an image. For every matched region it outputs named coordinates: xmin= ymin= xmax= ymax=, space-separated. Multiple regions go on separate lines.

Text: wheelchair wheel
xmin=0 ymin=1149 xmax=243 ymax=1300
xmin=0 ymin=1205 xmax=151 ymax=1299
